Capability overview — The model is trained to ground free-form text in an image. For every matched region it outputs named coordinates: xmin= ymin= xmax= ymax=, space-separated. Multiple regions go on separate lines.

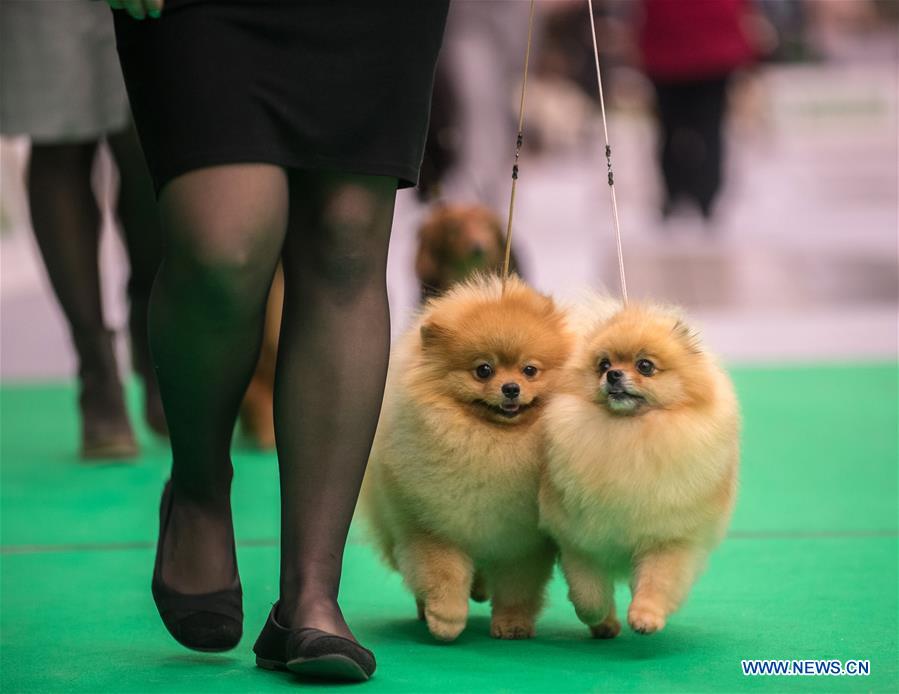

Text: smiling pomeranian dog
xmin=540 ymin=300 xmax=740 ymax=638
xmin=362 ymin=274 xmax=572 ymax=641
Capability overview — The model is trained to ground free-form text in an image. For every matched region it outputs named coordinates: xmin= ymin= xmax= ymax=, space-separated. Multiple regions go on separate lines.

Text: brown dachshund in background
xmin=415 ymin=203 xmax=523 ymax=301
xmin=239 ymin=265 xmax=282 ymax=450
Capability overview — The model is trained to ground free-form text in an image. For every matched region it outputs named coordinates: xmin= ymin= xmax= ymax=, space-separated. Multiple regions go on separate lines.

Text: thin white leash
xmin=501 ymin=0 xmax=536 ymax=288
xmin=587 ymin=0 xmax=629 ymax=304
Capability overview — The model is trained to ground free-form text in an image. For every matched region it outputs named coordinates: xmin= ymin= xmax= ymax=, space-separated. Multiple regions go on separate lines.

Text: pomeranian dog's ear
xmin=672 ymin=320 xmax=702 ymax=354
xmin=420 ymin=321 xmax=454 ymax=349
xmin=538 ymin=293 xmax=560 ymax=318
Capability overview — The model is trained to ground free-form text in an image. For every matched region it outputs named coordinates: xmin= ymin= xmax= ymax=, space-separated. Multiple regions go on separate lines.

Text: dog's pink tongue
xmin=501 ymin=401 xmax=520 ymax=412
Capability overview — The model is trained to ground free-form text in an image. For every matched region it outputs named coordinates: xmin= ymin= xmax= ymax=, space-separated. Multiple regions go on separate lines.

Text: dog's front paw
xmin=627 ymin=603 xmax=666 ymax=635
xmin=589 ymin=615 xmax=621 ymax=639
xmin=425 ymin=603 xmax=467 ymax=642
xmin=490 ymin=614 xmax=536 ymax=640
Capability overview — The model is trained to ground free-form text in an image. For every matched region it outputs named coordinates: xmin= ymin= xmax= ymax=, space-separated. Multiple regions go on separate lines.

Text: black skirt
xmin=113 ymin=0 xmax=449 ymax=194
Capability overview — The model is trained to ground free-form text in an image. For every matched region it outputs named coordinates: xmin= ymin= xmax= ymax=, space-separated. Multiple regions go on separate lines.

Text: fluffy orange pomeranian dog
xmin=362 ymin=275 xmax=571 ymax=641
xmin=540 ymin=299 xmax=740 ymax=638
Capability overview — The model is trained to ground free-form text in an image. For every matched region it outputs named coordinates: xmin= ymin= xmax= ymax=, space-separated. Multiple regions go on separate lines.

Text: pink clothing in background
xmin=638 ymin=0 xmax=756 ymax=81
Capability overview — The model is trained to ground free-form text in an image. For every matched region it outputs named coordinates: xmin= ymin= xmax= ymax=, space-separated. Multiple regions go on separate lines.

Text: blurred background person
xmin=637 ymin=0 xmax=758 ymax=223
xmin=412 ymin=1 xmax=534 ymax=302
xmin=427 ymin=0 xmax=533 ymax=211
xmin=0 ymin=0 xmax=165 ymax=459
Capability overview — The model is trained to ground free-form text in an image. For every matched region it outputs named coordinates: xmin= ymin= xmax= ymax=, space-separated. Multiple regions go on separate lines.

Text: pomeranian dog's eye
xmin=475 ymin=363 xmax=494 ymax=380
xmin=636 ymin=359 xmax=655 ymax=376
xmin=522 ymin=365 xmax=538 ymax=378
xmin=597 ymin=358 xmax=611 ymax=374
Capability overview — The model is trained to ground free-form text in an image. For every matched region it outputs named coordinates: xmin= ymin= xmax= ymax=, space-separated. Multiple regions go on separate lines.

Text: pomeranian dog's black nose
xmin=606 ymin=369 xmax=623 ymax=385
xmin=501 ymin=382 xmax=520 ymax=398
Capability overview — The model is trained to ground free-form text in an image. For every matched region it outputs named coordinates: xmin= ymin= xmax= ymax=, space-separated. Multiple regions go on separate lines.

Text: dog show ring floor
xmin=1 ymin=363 xmax=896 ymax=693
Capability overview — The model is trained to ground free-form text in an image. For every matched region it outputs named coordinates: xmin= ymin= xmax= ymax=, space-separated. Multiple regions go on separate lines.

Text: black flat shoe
xmin=253 ymin=602 xmax=375 ymax=682
xmin=151 ymin=481 xmax=243 ymax=652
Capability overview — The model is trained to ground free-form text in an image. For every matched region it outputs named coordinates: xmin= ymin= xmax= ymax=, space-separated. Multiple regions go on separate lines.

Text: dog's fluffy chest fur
xmin=541 ymin=393 xmax=738 ymax=565
xmin=377 ymin=395 xmax=545 ymax=560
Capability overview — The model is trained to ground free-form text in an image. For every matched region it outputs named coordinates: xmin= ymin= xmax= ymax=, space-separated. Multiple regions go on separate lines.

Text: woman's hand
xmin=108 ymin=0 xmax=164 ymax=21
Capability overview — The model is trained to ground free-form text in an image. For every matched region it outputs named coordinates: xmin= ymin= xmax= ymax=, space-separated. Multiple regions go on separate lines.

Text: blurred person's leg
xmin=655 ymin=78 xmax=730 ymax=220
xmin=27 ymin=140 xmax=137 ymax=458
xmin=106 ymin=124 xmax=166 ymax=435
xmin=274 ymin=171 xmax=396 ymax=640
xmin=440 ymin=33 xmax=507 ymax=206
xmin=439 ymin=1 xmax=530 ymax=209
xmin=692 ymin=76 xmax=729 ymax=219
xmin=151 ymin=164 xmax=287 ymax=596
xmin=652 ymin=82 xmax=686 ymax=217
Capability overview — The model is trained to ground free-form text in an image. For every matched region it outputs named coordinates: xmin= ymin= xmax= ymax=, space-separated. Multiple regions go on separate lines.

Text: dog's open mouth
xmin=607 ymin=390 xmax=645 ymax=402
xmin=471 ymin=398 xmax=536 ymax=420
xmin=605 ymin=389 xmax=647 ymax=411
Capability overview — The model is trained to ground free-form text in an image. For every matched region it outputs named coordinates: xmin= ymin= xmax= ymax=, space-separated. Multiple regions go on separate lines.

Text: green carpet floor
xmin=1 ymin=364 xmax=897 ymax=693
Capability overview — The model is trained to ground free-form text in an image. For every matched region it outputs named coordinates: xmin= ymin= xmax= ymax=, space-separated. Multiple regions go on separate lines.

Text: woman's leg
xmin=106 ymin=124 xmax=166 ymax=435
xmin=152 ymin=164 xmax=287 ymax=594
xmin=275 ymin=171 xmax=397 ymax=639
xmin=27 ymin=140 xmax=136 ymax=456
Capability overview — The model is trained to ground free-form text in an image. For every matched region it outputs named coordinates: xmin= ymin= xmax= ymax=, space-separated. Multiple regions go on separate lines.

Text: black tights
xmin=27 ymin=127 xmax=161 ymax=387
xmin=155 ymin=165 xmax=396 ymax=640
